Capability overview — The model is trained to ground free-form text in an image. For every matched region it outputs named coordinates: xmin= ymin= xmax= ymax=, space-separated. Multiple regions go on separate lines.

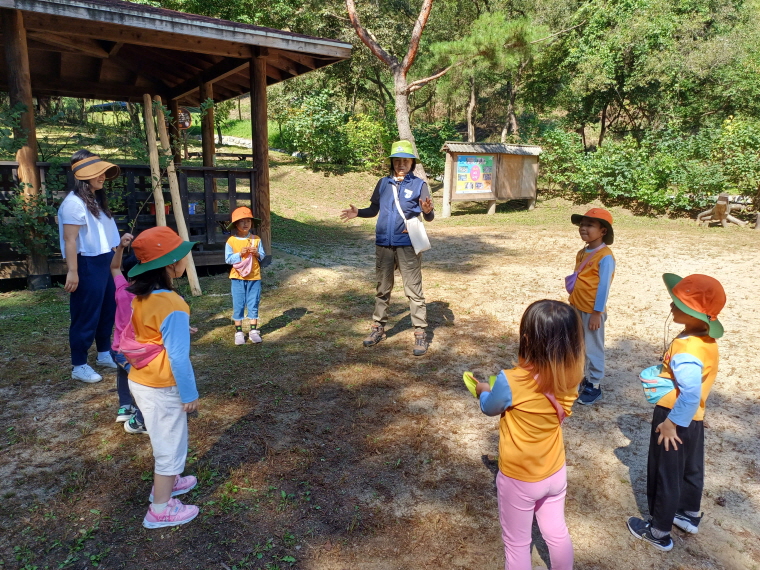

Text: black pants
xmin=647 ymin=405 xmax=704 ymax=533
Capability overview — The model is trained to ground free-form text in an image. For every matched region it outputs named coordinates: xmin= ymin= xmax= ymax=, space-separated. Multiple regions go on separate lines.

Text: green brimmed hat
xmin=663 ymin=273 xmax=726 ymax=339
xmin=128 ymin=226 xmax=196 ymax=277
xmin=388 ymin=140 xmax=417 ymax=159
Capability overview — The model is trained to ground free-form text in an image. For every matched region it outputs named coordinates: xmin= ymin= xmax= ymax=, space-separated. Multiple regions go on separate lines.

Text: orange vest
xmin=227 ymin=235 xmax=262 ymax=281
xmin=656 ymin=335 xmax=718 ymax=421
xmin=128 ymin=291 xmax=190 ymax=389
xmin=498 ymin=367 xmax=578 ymax=482
xmin=568 ymin=246 xmax=615 ymax=313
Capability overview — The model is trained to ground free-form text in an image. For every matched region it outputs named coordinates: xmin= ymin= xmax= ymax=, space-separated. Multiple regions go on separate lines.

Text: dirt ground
xmin=1 ymin=191 xmax=759 ymax=570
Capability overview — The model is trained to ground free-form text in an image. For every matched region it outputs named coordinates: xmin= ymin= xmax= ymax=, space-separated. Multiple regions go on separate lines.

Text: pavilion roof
xmin=0 ymin=0 xmax=352 ymax=104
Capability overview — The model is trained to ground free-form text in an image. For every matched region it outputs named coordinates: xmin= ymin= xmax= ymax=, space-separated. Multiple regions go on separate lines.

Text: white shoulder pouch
xmin=392 ymin=183 xmax=431 ymax=255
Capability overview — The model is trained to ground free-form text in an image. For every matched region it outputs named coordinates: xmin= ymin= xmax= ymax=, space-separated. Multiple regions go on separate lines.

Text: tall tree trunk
xmin=598 ymin=104 xmax=608 ymax=147
xmin=467 ymin=75 xmax=476 ymax=142
xmin=393 ymin=68 xmax=427 ymax=179
xmin=501 ymin=80 xmax=520 ymax=142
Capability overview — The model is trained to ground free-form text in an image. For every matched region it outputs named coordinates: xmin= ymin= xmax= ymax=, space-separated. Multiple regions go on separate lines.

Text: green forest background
xmin=4 ymin=0 xmax=760 ymax=217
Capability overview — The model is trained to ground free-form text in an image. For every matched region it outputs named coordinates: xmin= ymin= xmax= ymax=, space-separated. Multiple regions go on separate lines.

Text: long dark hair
xmin=126 ymin=266 xmax=175 ymax=298
xmin=518 ymin=300 xmax=585 ymax=395
xmin=70 ymin=149 xmax=113 ymax=219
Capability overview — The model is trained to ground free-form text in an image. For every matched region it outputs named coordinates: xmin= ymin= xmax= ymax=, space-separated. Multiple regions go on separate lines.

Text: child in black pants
xmin=627 ymin=273 xmax=726 ymax=551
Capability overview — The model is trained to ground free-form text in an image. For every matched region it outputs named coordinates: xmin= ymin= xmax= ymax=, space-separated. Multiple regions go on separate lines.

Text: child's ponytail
xmin=518 ymin=300 xmax=585 ymax=395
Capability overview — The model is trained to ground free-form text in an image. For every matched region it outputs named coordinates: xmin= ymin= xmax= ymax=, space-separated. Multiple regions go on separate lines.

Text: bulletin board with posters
xmin=454 ymin=155 xmax=495 ymax=199
xmin=440 ymin=142 xmax=542 ymax=217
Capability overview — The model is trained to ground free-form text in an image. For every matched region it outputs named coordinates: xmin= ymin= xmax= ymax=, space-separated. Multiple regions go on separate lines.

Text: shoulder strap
xmin=391 ymin=183 xmax=408 ymax=224
xmin=577 ymin=244 xmax=607 ymax=273
xmin=543 ymin=392 xmax=567 ymax=424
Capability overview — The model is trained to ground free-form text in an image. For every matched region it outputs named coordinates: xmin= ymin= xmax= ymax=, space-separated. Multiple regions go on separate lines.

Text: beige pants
xmin=372 ymin=245 xmax=427 ymax=329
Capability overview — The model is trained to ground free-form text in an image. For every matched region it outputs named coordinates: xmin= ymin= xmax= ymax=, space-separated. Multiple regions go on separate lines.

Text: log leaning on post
xmin=154 ymin=95 xmax=202 ymax=297
xmin=142 ymin=93 xmax=167 ymax=227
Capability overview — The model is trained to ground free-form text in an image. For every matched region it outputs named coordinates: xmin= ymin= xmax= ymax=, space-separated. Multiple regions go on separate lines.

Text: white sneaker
xmin=72 ymin=364 xmax=102 ymax=383
xmin=234 ymin=331 xmax=245 ymax=345
xmin=95 ymin=353 xmax=117 ymax=369
xmin=249 ymin=329 xmax=262 ymax=344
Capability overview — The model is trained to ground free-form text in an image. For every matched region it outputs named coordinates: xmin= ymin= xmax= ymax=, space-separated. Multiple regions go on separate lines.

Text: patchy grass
xmin=1 ymin=158 xmax=759 ymax=570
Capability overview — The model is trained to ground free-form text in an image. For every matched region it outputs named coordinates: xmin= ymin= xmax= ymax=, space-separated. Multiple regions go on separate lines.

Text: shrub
xmin=412 ymin=119 xmax=461 ymax=177
xmin=345 ymin=114 xmax=390 ymax=172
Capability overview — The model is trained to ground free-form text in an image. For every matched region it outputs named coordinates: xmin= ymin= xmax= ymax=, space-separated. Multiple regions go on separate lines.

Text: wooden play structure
xmin=440 ymin=142 xmax=542 ymax=218
xmin=0 ymin=0 xmax=351 ymax=288
xmin=697 ymin=195 xmax=748 ymax=228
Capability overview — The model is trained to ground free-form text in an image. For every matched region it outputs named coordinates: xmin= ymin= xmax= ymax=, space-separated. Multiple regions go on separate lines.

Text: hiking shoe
xmin=234 ymin=331 xmax=246 ymax=345
xmin=578 ymin=383 xmax=602 ymax=405
xmin=116 ymin=405 xmax=137 ymax=423
xmin=148 ymin=474 xmax=198 ymax=502
xmin=124 ymin=416 xmax=148 ymax=435
xmin=249 ymin=329 xmax=262 ymax=344
xmin=626 ymin=517 xmax=673 ymax=551
xmin=413 ymin=330 xmax=429 ymax=356
xmin=363 ymin=324 xmax=385 ymax=347
xmin=673 ymin=511 xmax=702 ymax=534
xmin=95 ymin=353 xmax=118 ymax=369
xmin=72 ymin=364 xmax=102 ymax=383
xmin=142 ymin=498 xmax=199 ymax=529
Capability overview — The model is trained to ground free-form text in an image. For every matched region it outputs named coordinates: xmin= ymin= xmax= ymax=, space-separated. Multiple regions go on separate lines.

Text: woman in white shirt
xmin=58 ymin=149 xmax=123 ymax=383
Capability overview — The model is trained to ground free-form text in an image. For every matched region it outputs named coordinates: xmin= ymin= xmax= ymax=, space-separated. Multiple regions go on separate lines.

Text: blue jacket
xmin=359 ymin=175 xmax=431 ymax=247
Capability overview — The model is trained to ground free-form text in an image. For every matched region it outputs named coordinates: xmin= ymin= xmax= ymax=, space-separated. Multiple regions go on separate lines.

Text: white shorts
xmin=128 ymin=380 xmax=188 ymax=476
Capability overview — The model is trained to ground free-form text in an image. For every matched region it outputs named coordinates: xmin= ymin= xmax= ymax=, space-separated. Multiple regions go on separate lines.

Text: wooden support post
xmin=442 ymin=151 xmax=453 ymax=218
xmin=168 ymin=98 xmax=182 ymax=166
xmin=250 ymin=54 xmax=271 ymax=264
xmin=154 ymin=95 xmax=202 ymax=296
xmin=486 ymin=200 xmax=497 ymax=215
xmin=142 ymin=93 xmax=166 ymax=226
xmin=2 ymin=8 xmax=49 ymax=289
xmin=199 ymin=81 xmax=215 ymax=167
xmin=199 ymin=81 xmax=218 ymax=215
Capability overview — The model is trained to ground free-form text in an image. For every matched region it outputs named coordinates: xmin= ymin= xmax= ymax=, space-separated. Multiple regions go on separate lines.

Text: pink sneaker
xmin=148 ymin=474 xmax=197 ymax=502
xmin=143 ymin=498 xmax=198 ymax=529
xmin=249 ymin=329 xmax=262 ymax=343
xmin=234 ymin=331 xmax=246 ymax=345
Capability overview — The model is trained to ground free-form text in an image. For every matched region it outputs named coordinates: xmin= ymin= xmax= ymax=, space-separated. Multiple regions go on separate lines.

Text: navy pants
xmin=647 ymin=405 xmax=705 ymax=533
xmin=69 ymin=252 xmax=116 ymax=366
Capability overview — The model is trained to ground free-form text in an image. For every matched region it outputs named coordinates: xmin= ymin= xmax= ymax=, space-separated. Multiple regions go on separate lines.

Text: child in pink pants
xmin=473 ymin=300 xmax=584 ymax=570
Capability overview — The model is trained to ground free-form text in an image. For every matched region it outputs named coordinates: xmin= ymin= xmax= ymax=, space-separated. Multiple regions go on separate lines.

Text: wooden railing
xmin=0 ymin=161 xmax=258 ymax=247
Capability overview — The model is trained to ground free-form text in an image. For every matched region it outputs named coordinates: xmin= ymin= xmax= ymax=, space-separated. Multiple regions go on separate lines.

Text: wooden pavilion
xmin=0 ymin=0 xmax=351 ymax=288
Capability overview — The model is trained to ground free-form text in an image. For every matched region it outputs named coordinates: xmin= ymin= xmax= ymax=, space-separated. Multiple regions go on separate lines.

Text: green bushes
xmin=538 ymin=120 xmax=760 ymax=213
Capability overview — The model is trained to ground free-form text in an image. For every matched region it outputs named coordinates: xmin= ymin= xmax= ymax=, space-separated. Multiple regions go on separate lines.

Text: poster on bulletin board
xmin=455 ymin=155 xmax=494 ymax=194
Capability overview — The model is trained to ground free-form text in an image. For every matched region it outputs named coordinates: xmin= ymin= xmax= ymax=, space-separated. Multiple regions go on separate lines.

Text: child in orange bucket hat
xmin=627 ymin=273 xmax=726 ymax=551
xmin=566 ymin=208 xmax=616 ymax=405
xmin=225 ymin=206 xmax=266 ymax=345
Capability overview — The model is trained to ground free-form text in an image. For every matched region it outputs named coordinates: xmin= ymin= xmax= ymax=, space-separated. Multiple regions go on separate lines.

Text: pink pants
xmin=496 ymin=465 xmax=573 ymax=570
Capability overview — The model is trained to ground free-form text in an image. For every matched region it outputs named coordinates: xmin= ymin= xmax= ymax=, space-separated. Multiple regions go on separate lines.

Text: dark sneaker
xmin=124 ymin=416 xmax=148 ymax=435
xmin=626 ymin=517 xmax=673 ymax=551
xmin=363 ymin=325 xmax=385 ymax=347
xmin=673 ymin=511 xmax=701 ymax=534
xmin=412 ymin=330 xmax=428 ymax=356
xmin=116 ymin=405 xmax=136 ymax=423
xmin=578 ymin=383 xmax=602 ymax=405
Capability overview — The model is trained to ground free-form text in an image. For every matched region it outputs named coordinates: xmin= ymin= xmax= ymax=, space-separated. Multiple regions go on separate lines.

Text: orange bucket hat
xmin=71 ymin=155 xmax=120 ymax=181
xmin=571 ymin=208 xmax=614 ymax=245
xmin=663 ymin=273 xmax=726 ymax=338
xmin=128 ymin=226 xmax=196 ymax=277
xmin=227 ymin=206 xmax=261 ymax=230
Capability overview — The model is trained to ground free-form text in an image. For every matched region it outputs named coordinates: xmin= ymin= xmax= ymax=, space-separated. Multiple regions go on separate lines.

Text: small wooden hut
xmin=440 ymin=142 xmax=541 ymax=217
xmin=0 ymin=0 xmax=351 ymax=288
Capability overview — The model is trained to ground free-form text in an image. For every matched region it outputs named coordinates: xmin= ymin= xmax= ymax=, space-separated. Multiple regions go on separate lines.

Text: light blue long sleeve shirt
xmin=225 ymin=234 xmax=266 ymax=265
xmin=155 ymin=292 xmax=198 ymax=403
xmin=478 ymin=370 xmax=513 ymax=416
xmin=667 ymin=352 xmax=704 ymax=427
xmin=594 ymin=254 xmax=615 ymax=312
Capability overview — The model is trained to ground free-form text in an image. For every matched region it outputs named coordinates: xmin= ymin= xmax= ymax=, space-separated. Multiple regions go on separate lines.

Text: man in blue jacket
xmin=340 ymin=140 xmax=435 ymax=356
